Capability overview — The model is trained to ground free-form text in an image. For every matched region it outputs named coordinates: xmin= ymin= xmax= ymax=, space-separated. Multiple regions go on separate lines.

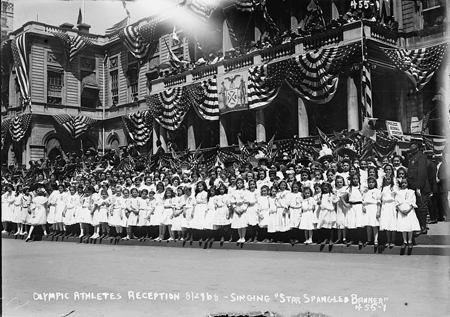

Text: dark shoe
xmin=420 ymin=229 xmax=428 ymax=235
xmin=389 ymin=243 xmax=395 ymax=249
xmin=346 ymin=240 xmax=353 ymax=247
xmin=401 ymin=243 xmax=406 ymax=249
xmin=384 ymin=243 xmax=389 ymax=248
xmin=25 ymin=237 xmax=31 ymax=242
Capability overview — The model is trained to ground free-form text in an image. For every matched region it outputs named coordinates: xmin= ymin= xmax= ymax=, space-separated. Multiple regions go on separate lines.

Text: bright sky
xmin=14 ymin=0 xmax=181 ymax=34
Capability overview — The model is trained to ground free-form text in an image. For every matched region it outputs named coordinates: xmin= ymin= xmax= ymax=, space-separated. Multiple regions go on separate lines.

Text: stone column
xmin=187 ymin=110 xmax=196 ymax=150
xmin=255 ymin=110 xmax=266 ymax=142
xmin=297 ymin=98 xmax=309 ymax=137
xmin=219 ymin=117 xmax=228 ymax=147
xmin=347 ymin=75 xmax=359 ymax=131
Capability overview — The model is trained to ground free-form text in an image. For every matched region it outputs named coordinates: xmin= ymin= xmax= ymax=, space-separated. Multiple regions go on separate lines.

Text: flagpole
xmin=82 ymin=0 xmax=85 ymax=23
xmin=102 ymin=50 xmax=106 ymax=156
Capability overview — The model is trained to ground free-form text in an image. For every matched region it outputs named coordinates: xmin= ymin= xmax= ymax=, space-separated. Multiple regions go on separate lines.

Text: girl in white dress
xmin=266 ymin=186 xmax=278 ymax=243
xmin=380 ymin=175 xmax=398 ymax=248
xmin=12 ymin=184 xmax=23 ymax=235
xmin=346 ymin=174 xmax=364 ymax=247
xmin=151 ymin=182 xmax=165 ymax=242
xmin=137 ymin=189 xmax=150 ymax=239
xmin=395 ymin=178 xmax=420 ymax=249
xmin=288 ymin=182 xmax=303 ymax=245
xmin=190 ymin=181 xmax=208 ymax=241
xmin=78 ymin=186 xmax=95 ymax=238
xmin=275 ymin=180 xmax=290 ymax=241
xmin=257 ymin=185 xmax=270 ymax=243
xmin=124 ymin=188 xmax=139 ymax=240
xmin=299 ymin=187 xmax=318 ymax=244
xmin=317 ymin=182 xmax=337 ymax=245
xmin=213 ymin=183 xmax=231 ymax=243
xmin=74 ymin=186 xmax=85 ymax=237
xmin=204 ymin=185 xmax=217 ymax=242
xmin=2 ymin=184 xmax=15 ymax=233
xmin=246 ymin=180 xmax=260 ymax=243
xmin=145 ymin=191 xmax=156 ymax=240
xmin=183 ymin=186 xmax=195 ymax=242
xmin=110 ymin=186 xmax=125 ymax=239
xmin=92 ymin=189 xmax=110 ymax=239
xmin=20 ymin=187 xmax=32 ymax=236
xmin=64 ymin=186 xmax=80 ymax=236
xmin=46 ymin=184 xmax=59 ymax=236
xmin=54 ymin=184 xmax=68 ymax=237
xmin=362 ymin=177 xmax=381 ymax=246
xmin=333 ymin=176 xmax=348 ymax=244
xmin=26 ymin=189 xmax=49 ymax=241
xmin=160 ymin=187 xmax=175 ymax=241
xmin=171 ymin=186 xmax=185 ymax=241
xmin=230 ymin=178 xmax=249 ymax=243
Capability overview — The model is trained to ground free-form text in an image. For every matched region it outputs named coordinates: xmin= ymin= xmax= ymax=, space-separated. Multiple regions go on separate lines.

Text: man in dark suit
xmin=406 ymin=138 xmax=430 ymax=235
xmin=436 ymin=152 xmax=450 ymax=222
xmin=425 ymin=151 xmax=438 ymax=224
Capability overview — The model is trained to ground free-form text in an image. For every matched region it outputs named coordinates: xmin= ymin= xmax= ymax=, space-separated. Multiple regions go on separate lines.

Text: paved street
xmin=2 ymin=238 xmax=449 ymax=317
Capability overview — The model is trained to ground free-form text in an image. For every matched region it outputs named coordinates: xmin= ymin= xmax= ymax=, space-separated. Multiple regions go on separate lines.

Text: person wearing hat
xmin=406 ymin=138 xmax=430 ymax=235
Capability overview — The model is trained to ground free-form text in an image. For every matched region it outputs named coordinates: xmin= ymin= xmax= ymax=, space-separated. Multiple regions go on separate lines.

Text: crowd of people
xmin=1 ymin=138 xmax=449 ymax=254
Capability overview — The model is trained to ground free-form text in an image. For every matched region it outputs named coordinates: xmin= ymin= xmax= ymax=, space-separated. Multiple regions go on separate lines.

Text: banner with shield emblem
xmin=218 ymin=70 xmax=249 ymax=114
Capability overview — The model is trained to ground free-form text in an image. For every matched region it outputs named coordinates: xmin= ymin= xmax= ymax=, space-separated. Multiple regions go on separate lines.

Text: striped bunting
xmin=233 ymin=0 xmax=278 ymax=34
xmin=122 ymin=111 xmax=153 ymax=146
xmin=9 ymin=113 xmax=32 ymax=142
xmin=119 ymin=25 xmax=151 ymax=65
xmin=424 ymin=137 xmax=447 ymax=156
xmin=294 ymin=137 xmax=319 ymax=158
xmin=361 ymin=62 xmax=373 ymax=118
xmin=1 ymin=118 xmax=11 ymax=149
xmin=237 ymin=135 xmax=251 ymax=159
xmin=164 ymin=40 xmax=181 ymax=69
xmin=145 ymin=87 xmax=190 ymax=131
xmin=286 ymin=43 xmax=360 ymax=104
xmin=247 ymin=64 xmax=280 ymax=110
xmin=382 ymin=43 xmax=448 ymax=91
xmin=262 ymin=5 xmax=279 ymax=35
xmin=233 ymin=0 xmax=255 ymax=12
xmin=138 ymin=20 xmax=159 ymax=58
xmin=185 ymin=79 xmax=219 ymax=121
xmin=11 ymin=34 xmax=31 ymax=107
xmin=53 ymin=114 xmax=97 ymax=139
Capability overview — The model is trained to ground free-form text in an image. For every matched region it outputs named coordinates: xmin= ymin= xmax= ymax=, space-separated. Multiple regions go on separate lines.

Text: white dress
xmin=149 ymin=192 xmax=164 ymax=226
xmin=137 ymin=197 xmax=149 ymax=227
xmin=299 ymin=197 xmax=318 ymax=230
xmin=190 ymin=192 xmax=208 ymax=230
xmin=20 ymin=195 xmax=32 ymax=224
xmin=267 ymin=197 xmax=278 ymax=233
xmin=288 ymin=192 xmax=302 ymax=229
xmin=213 ymin=194 xmax=231 ymax=227
xmin=77 ymin=196 xmax=94 ymax=224
xmin=171 ymin=196 xmax=184 ymax=231
xmin=182 ymin=195 xmax=195 ymax=229
xmin=317 ymin=193 xmax=336 ymax=229
xmin=257 ymin=195 xmax=270 ymax=228
xmin=29 ymin=196 xmax=48 ymax=225
xmin=126 ymin=197 xmax=139 ymax=226
xmin=275 ymin=190 xmax=290 ymax=232
xmin=203 ymin=198 xmax=216 ymax=230
xmin=160 ymin=198 xmax=174 ymax=226
xmin=92 ymin=197 xmax=110 ymax=225
xmin=54 ymin=192 xmax=68 ymax=223
xmin=362 ymin=188 xmax=381 ymax=227
xmin=12 ymin=193 xmax=23 ymax=224
xmin=2 ymin=192 xmax=15 ymax=222
xmin=395 ymin=189 xmax=420 ymax=232
xmin=64 ymin=194 xmax=80 ymax=226
xmin=346 ymin=186 xmax=364 ymax=229
xmin=46 ymin=191 xmax=59 ymax=224
xmin=230 ymin=189 xmax=248 ymax=229
xmin=334 ymin=187 xmax=349 ymax=229
xmin=246 ymin=190 xmax=260 ymax=226
xmin=379 ymin=185 xmax=398 ymax=231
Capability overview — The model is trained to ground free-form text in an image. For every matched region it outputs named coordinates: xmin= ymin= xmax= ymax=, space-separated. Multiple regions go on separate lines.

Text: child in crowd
xmin=362 ymin=176 xmax=381 ymax=246
xmin=395 ymin=178 xmax=420 ymax=251
xmin=299 ymin=187 xmax=317 ymax=245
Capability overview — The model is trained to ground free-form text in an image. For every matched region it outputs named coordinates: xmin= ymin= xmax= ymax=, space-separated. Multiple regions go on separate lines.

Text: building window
xmin=127 ymin=67 xmax=139 ymax=102
xmin=110 ymin=70 xmax=118 ymax=106
xmin=47 ymin=70 xmax=63 ymax=104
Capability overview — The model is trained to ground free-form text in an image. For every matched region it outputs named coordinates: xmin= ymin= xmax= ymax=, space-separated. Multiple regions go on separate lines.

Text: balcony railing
xmin=369 ymin=22 xmax=398 ymax=45
xmin=260 ymin=42 xmax=295 ymax=62
xmin=224 ymin=54 xmax=254 ymax=72
xmin=191 ymin=64 xmax=218 ymax=81
xmin=163 ymin=73 xmax=187 ymax=88
xmin=303 ymin=28 xmax=344 ymax=51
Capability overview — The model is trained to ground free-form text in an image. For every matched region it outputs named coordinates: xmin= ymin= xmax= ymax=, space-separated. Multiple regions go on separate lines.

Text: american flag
xmin=9 ymin=113 xmax=32 ymax=142
xmin=274 ymin=138 xmax=294 ymax=158
xmin=233 ymin=0 xmax=278 ymax=35
xmin=1 ymin=118 xmax=11 ymax=150
xmin=382 ymin=43 xmax=448 ymax=91
xmin=287 ymin=43 xmax=360 ymax=104
xmin=294 ymin=137 xmax=318 ymax=158
xmin=138 ymin=19 xmax=159 ymax=58
xmin=361 ymin=28 xmax=373 ymax=119
xmin=164 ymin=40 xmax=181 ymax=69
xmin=52 ymin=31 xmax=92 ymax=62
xmin=237 ymin=135 xmax=251 ymax=158
xmin=185 ymin=0 xmax=219 ymax=22
xmin=53 ymin=114 xmax=97 ymax=139
xmin=247 ymin=64 xmax=280 ymax=110
xmin=105 ymin=17 xmax=128 ymax=36
xmin=317 ymin=128 xmax=336 ymax=151
xmin=224 ymin=13 xmax=239 ymax=48
xmin=11 ymin=34 xmax=31 ymax=107
xmin=119 ymin=25 xmax=151 ymax=65
xmin=122 ymin=111 xmax=153 ymax=146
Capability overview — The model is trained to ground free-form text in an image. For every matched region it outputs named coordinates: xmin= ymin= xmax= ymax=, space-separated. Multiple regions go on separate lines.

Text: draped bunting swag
xmin=1 ymin=118 xmax=11 ymax=149
xmin=122 ymin=110 xmax=153 ymax=146
xmin=9 ymin=113 xmax=32 ymax=142
xmin=53 ymin=114 xmax=97 ymax=139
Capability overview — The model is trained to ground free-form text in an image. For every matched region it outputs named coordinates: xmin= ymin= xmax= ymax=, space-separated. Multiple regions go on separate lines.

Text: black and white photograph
xmin=1 ymin=0 xmax=449 ymax=316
